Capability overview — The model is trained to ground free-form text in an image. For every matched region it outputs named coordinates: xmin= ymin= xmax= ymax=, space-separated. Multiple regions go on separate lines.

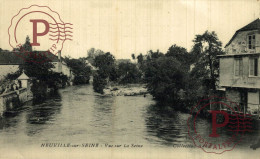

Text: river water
xmin=0 ymin=85 xmax=259 ymax=150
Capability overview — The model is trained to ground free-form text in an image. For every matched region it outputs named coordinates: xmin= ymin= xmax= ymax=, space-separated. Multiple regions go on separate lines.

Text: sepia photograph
xmin=0 ymin=0 xmax=259 ymax=158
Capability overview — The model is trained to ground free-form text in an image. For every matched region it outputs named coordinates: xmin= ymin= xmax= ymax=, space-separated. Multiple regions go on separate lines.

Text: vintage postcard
xmin=0 ymin=0 xmax=259 ymax=158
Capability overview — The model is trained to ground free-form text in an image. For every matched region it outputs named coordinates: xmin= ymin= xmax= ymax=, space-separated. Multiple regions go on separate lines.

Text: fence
xmin=209 ymin=98 xmax=260 ymax=119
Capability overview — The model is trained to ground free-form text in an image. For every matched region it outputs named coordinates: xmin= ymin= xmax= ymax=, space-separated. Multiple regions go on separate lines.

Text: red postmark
xmin=187 ymin=96 xmax=253 ymax=154
xmin=8 ymin=5 xmax=73 ymax=63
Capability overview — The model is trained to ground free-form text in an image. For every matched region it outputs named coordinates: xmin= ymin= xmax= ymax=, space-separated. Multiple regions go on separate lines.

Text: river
xmin=0 ymin=85 xmax=259 ymax=150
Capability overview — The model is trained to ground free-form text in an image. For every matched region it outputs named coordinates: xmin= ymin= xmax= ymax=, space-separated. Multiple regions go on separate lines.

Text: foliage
xmin=19 ymin=54 xmax=54 ymax=80
xmin=21 ymin=36 xmax=33 ymax=52
xmin=16 ymin=37 xmax=70 ymax=101
xmin=144 ymin=56 xmax=186 ymax=102
xmin=86 ymin=48 xmax=104 ymax=65
xmin=90 ymin=31 xmax=225 ymax=105
xmin=64 ymin=57 xmax=91 ymax=85
xmin=92 ymin=52 xmax=144 ymax=93
xmin=19 ymin=54 xmax=62 ymax=101
xmin=190 ymin=31 xmax=225 ymax=93
xmin=94 ymin=52 xmax=115 ymax=69
xmin=117 ymin=62 xmax=142 ymax=84
xmin=46 ymin=72 xmax=68 ymax=88
xmin=147 ymin=50 xmax=164 ymax=61
xmin=135 ymin=47 xmax=191 ymax=107
xmin=93 ymin=52 xmax=117 ymax=81
xmin=93 ymin=72 xmax=107 ymax=94
xmin=166 ymin=44 xmax=191 ymax=72
xmin=131 ymin=54 xmax=135 ymax=60
xmin=137 ymin=53 xmax=144 ymax=64
xmin=92 ymin=52 xmax=117 ymax=93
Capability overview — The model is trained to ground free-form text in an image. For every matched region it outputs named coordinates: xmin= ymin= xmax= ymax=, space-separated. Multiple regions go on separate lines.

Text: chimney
xmin=58 ymin=50 xmax=61 ymax=62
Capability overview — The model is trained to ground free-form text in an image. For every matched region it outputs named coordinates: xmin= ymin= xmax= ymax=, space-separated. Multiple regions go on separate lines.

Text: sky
xmin=0 ymin=0 xmax=259 ymax=59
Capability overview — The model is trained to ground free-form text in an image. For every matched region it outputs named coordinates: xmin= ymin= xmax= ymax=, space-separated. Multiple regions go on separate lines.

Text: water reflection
xmin=25 ymin=93 xmax=61 ymax=136
xmin=26 ymin=99 xmax=61 ymax=124
xmin=0 ymin=85 xmax=259 ymax=150
xmin=88 ymin=95 xmax=116 ymax=143
xmin=145 ymin=104 xmax=191 ymax=146
xmin=0 ymin=114 xmax=21 ymax=130
xmin=0 ymin=101 xmax=32 ymax=131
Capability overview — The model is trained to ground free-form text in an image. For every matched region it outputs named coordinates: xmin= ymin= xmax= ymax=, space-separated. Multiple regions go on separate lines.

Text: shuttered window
xmin=239 ymin=59 xmax=243 ymax=75
xmin=235 ymin=59 xmax=243 ymax=76
xmin=248 ymin=35 xmax=256 ymax=49
xmin=249 ymin=58 xmax=258 ymax=76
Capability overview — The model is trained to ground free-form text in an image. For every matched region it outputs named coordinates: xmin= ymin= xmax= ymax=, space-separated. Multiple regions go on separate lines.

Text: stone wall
xmin=0 ymin=88 xmax=28 ymax=117
xmin=224 ymin=89 xmax=242 ymax=111
xmin=225 ymin=89 xmax=241 ymax=104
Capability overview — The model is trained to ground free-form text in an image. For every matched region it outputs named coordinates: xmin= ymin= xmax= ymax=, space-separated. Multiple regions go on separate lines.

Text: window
xmin=235 ymin=58 xmax=243 ymax=76
xmin=249 ymin=58 xmax=258 ymax=76
xmin=248 ymin=35 xmax=256 ymax=49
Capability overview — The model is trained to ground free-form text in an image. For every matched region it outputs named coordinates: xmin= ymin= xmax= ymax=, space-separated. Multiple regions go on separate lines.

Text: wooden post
xmin=210 ymin=99 xmax=212 ymax=110
xmin=243 ymin=103 xmax=245 ymax=117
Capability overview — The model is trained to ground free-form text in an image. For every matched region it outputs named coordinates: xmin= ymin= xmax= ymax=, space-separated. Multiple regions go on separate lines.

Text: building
xmin=0 ymin=50 xmax=73 ymax=80
xmin=218 ymin=18 xmax=260 ymax=117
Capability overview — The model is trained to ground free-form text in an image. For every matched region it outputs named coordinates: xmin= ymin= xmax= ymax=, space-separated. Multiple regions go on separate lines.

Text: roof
xmin=17 ymin=71 xmax=29 ymax=80
xmin=0 ymin=51 xmax=25 ymax=64
xmin=0 ymin=50 xmax=61 ymax=65
xmin=225 ymin=18 xmax=260 ymax=48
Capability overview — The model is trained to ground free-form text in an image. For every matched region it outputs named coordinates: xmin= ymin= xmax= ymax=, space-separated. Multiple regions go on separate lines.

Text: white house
xmin=0 ymin=50 xmax=73 ymax=80
xmin=218 ymin=18 xmax=260 ymax=118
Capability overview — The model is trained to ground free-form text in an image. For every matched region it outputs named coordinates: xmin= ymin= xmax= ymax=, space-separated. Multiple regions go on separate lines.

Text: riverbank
xmin=103 ymin=84 xmax=148 ymax=96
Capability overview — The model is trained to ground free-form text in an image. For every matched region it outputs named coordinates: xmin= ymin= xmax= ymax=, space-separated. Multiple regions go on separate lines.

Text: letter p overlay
xmin=209 ymin=110 xmax=229 ymax=137
xmin=30 ymin=19 xmax=49 ymax=46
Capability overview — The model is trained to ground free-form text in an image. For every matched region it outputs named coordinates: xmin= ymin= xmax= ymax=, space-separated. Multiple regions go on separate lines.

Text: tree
xmin=144 ymin=56 xmax=186 ymax=103
xmin=19 ymin=53 xmax=54 ymax=80
xmin=137 ymin=53 xmax=144 ymax=64
xmin=86 ymin=48 xmax=95 ymax=65
xmin=86 ymin=48 xmax=104 ymax=65
xmin=147 ymin=50 xmax=164 ymax=60
xmin=166 ymin=44 xmax=191 ymax=72
xmin=93 ymin=52 xmax=117 ymax=93
xmin=94 ymin=52 xmax=115 ymax=68
xmin=18 ymin=52 xmax=55 ymax=102
xmin=131 ymin=53 xmax=135 ymax=60
xmin=93 ymin=72 xmax=107 ymax=94
xmin=17 ymin=37 xmax=71 ymax=102
xmin=94 ymin=52 xmax=117 ymax=80
xmin=190 ymin=31 xmax=225 ymax=92
xmin=64 ymin=57 xmax=91 ymax=85
xmin=117 ymin=62 xmax=142 ymax=84
xmin=21 ymin=36 xmax=32 ymax=52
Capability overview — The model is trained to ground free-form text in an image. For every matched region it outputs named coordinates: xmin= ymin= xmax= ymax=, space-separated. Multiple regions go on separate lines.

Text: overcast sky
xmin=0 ymin=0 xmax=259 ymax=59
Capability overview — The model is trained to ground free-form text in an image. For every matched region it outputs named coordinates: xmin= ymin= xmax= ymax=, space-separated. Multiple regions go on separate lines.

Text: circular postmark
xmin=8 ymin=5 xmax=73 ymax=63
xmin=187 ymin=96 xmax=253 ymax=154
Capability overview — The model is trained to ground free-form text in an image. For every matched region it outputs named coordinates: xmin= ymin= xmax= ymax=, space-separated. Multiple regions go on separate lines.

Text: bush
xmin=117 ymin=62 xmax=142 ymax=84
xmin=64 ymin=57 xmax=91 ymax=85
xmin=145 ymin=56 xmax=186 ymax=102
xmin=73 ymin=76 xmax=90 ymax=85
xmin=93 ymin=74 xmax=107 ymax=94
